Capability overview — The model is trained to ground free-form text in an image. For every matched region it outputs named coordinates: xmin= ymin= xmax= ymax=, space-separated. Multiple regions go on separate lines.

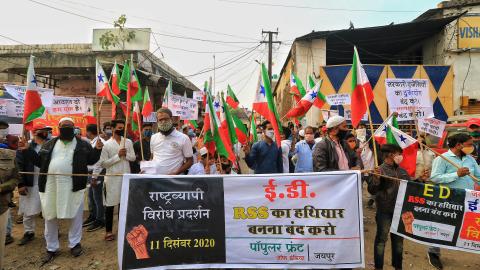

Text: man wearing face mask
xmin=16 ymin=123 xmax=52 ymax=246
xmin=294 ymin=126 xmax=316 ymax=173
xmin=150 ymin=108 xmax=193 ymax=175
xmin=313 ymin=116 xmax=358 ymax=172
xmin=428 ymin=133 xmax=480 ymax=269
xmin=219 ymin=156 xmax=236 ymax=175
xmin=243 ymin=120 xmax=283 ymax=174
xmin=466 ymin=118 xmax=480 ymax=164
xmin=131 ymin=123 xmax=153 ymax=173
xmin=98 ymin=119 xmax=135 ymax=241
xmin=18 ymin=117 xmax=103 ymax=265
xmin=101 ymin=122 xmax=113 ymax=141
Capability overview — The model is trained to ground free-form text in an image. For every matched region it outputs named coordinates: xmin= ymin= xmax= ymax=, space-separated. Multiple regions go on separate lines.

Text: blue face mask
xmin=143 ymin=130 xmax=153 ymax=137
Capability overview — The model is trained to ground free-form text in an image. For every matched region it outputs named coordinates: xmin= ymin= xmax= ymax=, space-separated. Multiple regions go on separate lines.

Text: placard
xmin=193 ymin=91 xmax=204 ymax=102
xmin=344 ymin=109 xmax=368 ymax=122
xmin=47 ymin=96 xmax=87 ymax=115
xmin=143 ymin=112 xmax=157 ymax=123
xmin=326 ymin=93 xmax=351 ymax=106
xmin=391 ymin=181 xmax=480 ymax=254
xmin=118 ymin=172 xmax=364 ymax=269
xmin=4 ymin=84 xmax=54 ymax=107
xmin=418 ymin=118 xmax=446 ymax=138
xmin=0 ymin=99 xmax=7 ymax=116
xmin=385 ymin=79 xmax=433 ymax=121
xmin=320 ymin=110 xmax=339 ymax=122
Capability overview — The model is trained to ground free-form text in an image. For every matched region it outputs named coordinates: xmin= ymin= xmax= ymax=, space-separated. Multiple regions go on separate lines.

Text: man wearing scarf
xmin=19 ymin=117 xmax=103 ymax=265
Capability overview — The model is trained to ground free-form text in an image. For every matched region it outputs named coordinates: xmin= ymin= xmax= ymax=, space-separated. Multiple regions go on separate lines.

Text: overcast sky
xmin=2 ymin=0 xmax=440 ymax=107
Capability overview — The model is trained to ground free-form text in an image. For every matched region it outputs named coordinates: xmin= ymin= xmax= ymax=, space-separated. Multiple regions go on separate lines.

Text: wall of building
xmin=422 ymin=4 xmax=480 ymax=114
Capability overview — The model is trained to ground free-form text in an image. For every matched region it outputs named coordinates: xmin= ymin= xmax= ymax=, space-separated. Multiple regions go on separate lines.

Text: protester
xmin=313 ymin=116 xmax=358 ymax=171
xmin=132 ymin=123 xmax=153 ymax=173
xmin=16 ymin=123 xmax=52 ymax=245
xmin=243 ymin=120 xmax=283 ymax=174
xmin=415 ymin=134 xmax=434 ymax=180
xmin=150 ymin=108 xmax=194 ymax=174
xmin=294 ymin=126 xmax=315 ymax=173
xmin=428 ymin=133 xmax=480 ymax=269
xmin=467 ymin=118 xmax=480 ymax=163
xmin=0 ymin=122 xmax=15 ymax=246
xmin=0 ymin=141 xmax=19 ymax=269
xmin=368 ymin=144 xmax=427 ymax=270
xmin=219 ymin=156 xmax=236 ymax=174
xmin=83 ymin=124 xmax=105 ymax=232
xmin=99 ymin=119 xmax=135 ymax=241
xmin=280 ymin=127 xmax=292 ymax=173
xmin=18 ymin=117 xmax=103 ymax=265
xmin=101 ymin=122 xmax=113 ymax=141
xmin=188 ymin=147 xmax=216 ymax=175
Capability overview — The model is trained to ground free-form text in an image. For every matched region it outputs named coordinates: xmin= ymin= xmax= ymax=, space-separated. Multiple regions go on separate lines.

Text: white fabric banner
xmin=385 ymin=79 xmax=433 ymax=121
xmin=47 ymin=96 xmax=87 ymax=115
xmin=118 ymin=172 xmax=364 ymax=269
xmin=418 ymin=118 xmax=446 ymax=138
xmin=4 ymin=84 xmax=54 ymax=107
xmin=326 ymin=93 xmax=351 ymax=105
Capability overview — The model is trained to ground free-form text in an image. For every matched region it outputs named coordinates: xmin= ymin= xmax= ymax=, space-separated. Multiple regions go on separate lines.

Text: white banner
xmin=344 ymin=109 xmax=368 ymax=122
xmin=0 ymin=99 xmax=8 ymax=116
xmin=326 ymin=93 xmax=351 ymax=106
xmin=193 ymin=91 xmax=204 ymax=102
xmin=181 ymin=98 xmax=199 ymax=120
xmin=47 ymin=96 xmax=87 ymax=115
xmin=143 ymin=112 xmax=157 ymax=123
xmin=5 ymin=99 xmax=24 ymax=118
xmin=320 ymin=110 xmax=339 ymax=121
xmin=168 ymin=94 xmax=198 ymax=120
xmin=118 ymin=172 xmax=364 ymax=269
xmin=4 ymin=84 xmax=54 ymax=107
xmin=385 ymin=79 xmax=433 ymax=121
xmin=418 ymin=118 xmax=446 ymax=138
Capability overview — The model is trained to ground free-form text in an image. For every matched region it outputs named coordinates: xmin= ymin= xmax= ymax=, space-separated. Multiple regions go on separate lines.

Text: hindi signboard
xmin=418 ymin=118 xmax=446 ymax=138
xmin=193 ymin=91 xmax=204 ymax=102
xmin=326 ymin=93 xmax=351 ymax=106
xmin=385 ymin=79 xmax=433 ymax=121
xmin=344 ymin=109 xmax=368 ymax=122
xmin=391 ymin=181 xmax=480 ymax=254
xmin=47 ymin=96 xmax=87 ymax=115
xmin=119 ymin=172 xmax=364 ymax=269
xmin=4 ymin=84 xmax=54 ymax=107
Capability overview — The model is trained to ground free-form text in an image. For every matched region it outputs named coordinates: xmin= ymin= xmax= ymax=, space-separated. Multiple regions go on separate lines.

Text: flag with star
xmin=290 ymin=72 xmax=306 ymax=104
xmin=252 ymin=70 xmax=269 ymax=119
xmin=23 ymin=55 xmax=45 ymax=130
xmin=226 ymin=85 xmax=239 ymax=109
xmin=96 ymin=60 xmax=111 ymax=97
xmin=285 ymin=78 xmax=323 ymax=118
xmin=386 ymin=115 xmax=418 ymax=176
xmin=351 ymin=46 xmax=374 ymax=128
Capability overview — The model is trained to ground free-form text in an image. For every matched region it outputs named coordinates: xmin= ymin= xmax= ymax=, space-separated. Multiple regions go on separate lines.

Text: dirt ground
xmin=4 ymin=185 xmax=480 ymax=270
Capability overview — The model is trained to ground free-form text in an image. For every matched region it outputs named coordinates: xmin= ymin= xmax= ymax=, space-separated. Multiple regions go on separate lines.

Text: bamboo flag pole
xmin=122 ymin=54 xmax=134 ymax=148
xmin=362 ymin=87 xmax=378 ymax=167
xmin=96 ymin=97 xmax=105 ymax=138
xmin=136 ymin=102 xmax=145 ymax=161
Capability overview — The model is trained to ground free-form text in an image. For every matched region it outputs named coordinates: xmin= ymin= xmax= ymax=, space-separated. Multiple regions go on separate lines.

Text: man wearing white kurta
xmin=150 ymin=108 xmax=193 ymax=175
xmin=99 ymin=119 xmax=135 ymax=241
xmin=17 ymin=123 xmax=52 ymax=245
xmin=19 ymin=117 xmax=103 ymax=265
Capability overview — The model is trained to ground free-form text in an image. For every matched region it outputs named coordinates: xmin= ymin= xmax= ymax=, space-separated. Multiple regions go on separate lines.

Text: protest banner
xmin=143 ymin=112 xmax=157 ymax=123
xmin=47 ymin=96 xmax=87 ymax=115
xmin=32 ymin=114 xmax=89 ymax=136
xmin=168 ymin=94 xmax=183 ymax=117
xmin=0 ymin=99 xmax=7 ymax=116
xmin=326 ymin=93 xmax=351 ymax=106
xmin=320 ymin=109 xmax=339 ymax=122
xmin=418 ymin=118 xmax=446 ymax=138
xmin=193 ymin=91 xmax=204 ymax=102
xmin=181 ymin=98 xmax=199 ymax=120
xmin=4 ymin=84 xmax=54 ymax=107
xmin=344 ymin=109 xmax=368 ymax=122
xmin=391 ymin=181 xmax=480 ymax=254
xmin=385 ymin=79 xmax=433 ymax=121
xmin=118 ymin=172 xmax=364 ymax=269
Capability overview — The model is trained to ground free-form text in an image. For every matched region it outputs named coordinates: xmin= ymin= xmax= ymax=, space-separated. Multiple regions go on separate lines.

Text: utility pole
xmin=261 ymin=29 xmax=281 ymax=85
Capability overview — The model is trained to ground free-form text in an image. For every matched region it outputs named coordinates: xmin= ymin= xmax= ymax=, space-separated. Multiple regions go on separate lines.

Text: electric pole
xmin=261 ymin=30 xmax=281 ymax=85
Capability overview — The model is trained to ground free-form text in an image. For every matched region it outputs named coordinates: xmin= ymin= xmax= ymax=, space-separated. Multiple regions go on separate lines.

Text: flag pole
xmin=136 ymin=107 xmax=145 ymax=161
xmin=362 ymin=87 xmax=378 ymax=167
xmin=96 ymin=97 xmax=105 ymax=138
xmin=123 ymin=55 xmax=133 ymax=148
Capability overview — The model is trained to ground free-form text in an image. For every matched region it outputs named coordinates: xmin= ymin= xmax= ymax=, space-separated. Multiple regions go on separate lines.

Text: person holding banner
xmin=313 ymin=116 xmax=359 ymax=172
xmin=99 ymin=119 xmax=136 ymax=241
xmin=150 ymin=108 xmax=193 ymax=175
xmin=428 ymin=133 xmax=480 ymax=269
xmin=16 ymin=123 xmax=52 ymax=246
xmin=131 ymin=123 xmax=153 ymax=173
xmin=18 ymin=117 xmax=104 ymax=265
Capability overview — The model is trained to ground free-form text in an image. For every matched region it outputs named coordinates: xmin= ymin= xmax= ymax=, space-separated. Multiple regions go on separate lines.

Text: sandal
xmin=104 ymin=233 xmax=115 ymax=241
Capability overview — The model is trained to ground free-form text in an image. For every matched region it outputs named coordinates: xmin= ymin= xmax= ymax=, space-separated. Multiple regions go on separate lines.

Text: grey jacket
xmin=312 ymin=136 xmax=359 ymax=172
xmin=0 ymin=149 xmax=19 ymax=215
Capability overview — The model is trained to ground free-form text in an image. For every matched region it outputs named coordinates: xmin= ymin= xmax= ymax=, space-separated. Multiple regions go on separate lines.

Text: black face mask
xmin=59 ymin=127 xmax=75 ymax=141
xmin=337 ymin=129 xmax=348 ymax=140
xmin=221 ymin=163 xmax=231 ymax=171
xmin=115 ymin=129 xmax=124 ymax=136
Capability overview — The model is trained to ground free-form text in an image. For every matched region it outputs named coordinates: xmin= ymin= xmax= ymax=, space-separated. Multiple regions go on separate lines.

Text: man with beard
xmin=150 ymin=108 xmax=193 ymax=175
xmin=18 ymin=117 xmax=103 ymax=265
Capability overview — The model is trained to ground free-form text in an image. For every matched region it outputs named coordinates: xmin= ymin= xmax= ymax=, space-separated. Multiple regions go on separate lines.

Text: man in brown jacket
xmin=0 ymin=146 xmax=20 ymax=269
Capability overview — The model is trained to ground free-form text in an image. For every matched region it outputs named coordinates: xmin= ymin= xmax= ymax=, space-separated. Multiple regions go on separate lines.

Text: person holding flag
xmin=23 ymin=56 xmax=45 ymax=131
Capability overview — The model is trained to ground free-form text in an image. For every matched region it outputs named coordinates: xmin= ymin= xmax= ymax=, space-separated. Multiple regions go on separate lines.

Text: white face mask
xmin=356 ymin=128 xmax=366 ymax=142
xmin=265 ymin=130 xmax=275 ymax=140
xmin=394 ymin=154 xmax=403 ymax=165
xmin=0 ymin=129 xmax=8 ymax=140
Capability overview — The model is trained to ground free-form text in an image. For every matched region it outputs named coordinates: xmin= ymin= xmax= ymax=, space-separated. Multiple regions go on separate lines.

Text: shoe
xmin=70 ymin=243 xmax=83 ymax=257
xmin=18 ymin=232 xmax=35 ymax=246
xmin=82 ymin=217 xmax=95 ymax=227
xmin=40 ymin=250 xmax=58 ymax=266
xmin=86 ymin=221 xmax=104 ymax=232
xmin=428 ymin=252 xmax=443 ymax=270
xmin=5 ymin=234 xmax=13 ymax=245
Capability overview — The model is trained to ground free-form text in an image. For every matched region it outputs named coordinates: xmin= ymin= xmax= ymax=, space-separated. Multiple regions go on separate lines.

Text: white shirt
xmin=188 ymin=162 xmax=217 ymax=175
xmin=281 ymin=140 xmax=291 ymax=173
xmin=150 ymin=129 xmax=193 ymax=174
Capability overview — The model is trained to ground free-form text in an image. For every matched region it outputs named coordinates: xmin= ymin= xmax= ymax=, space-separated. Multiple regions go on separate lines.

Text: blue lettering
xmin=460 ymin=27 xmax=466 ymax=38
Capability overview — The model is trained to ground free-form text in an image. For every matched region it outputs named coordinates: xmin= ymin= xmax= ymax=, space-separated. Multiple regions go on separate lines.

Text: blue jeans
xmin=88 ymin=177 xmax=105 ymax=224
xmin=6 ymin=210 xmax=12 ymax=236
xmin=374 ymin=212 xmax=404 ymax=269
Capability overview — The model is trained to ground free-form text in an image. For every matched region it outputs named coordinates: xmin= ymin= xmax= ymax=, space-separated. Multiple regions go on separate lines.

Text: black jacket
xmin=312 ymin=136 xmax=358 ymax=172
xmin=26 ymin=137 xmax=101 ymax=192
xmin=17 ymin=141 xmax=42 ymax=188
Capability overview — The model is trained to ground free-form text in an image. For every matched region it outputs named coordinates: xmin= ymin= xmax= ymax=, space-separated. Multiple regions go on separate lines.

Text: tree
xmin=99 ymin=15 xmax=136 ymax=51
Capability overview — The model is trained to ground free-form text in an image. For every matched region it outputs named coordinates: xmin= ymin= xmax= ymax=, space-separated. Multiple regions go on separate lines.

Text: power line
xmin=26 ymin=0 xmax=260 ymax=46
xmin=218 ymin=0 xmax=422 ymax=13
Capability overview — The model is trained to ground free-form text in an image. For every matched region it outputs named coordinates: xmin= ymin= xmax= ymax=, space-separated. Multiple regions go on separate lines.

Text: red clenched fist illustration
xmin=401 ymin=211 xmax=415 ymax=234
xmin=127 ymin=224 xmax=150 ymax=259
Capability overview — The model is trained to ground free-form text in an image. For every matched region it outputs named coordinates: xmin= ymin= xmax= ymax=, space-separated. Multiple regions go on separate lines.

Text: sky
xmin=1 ymin=0 xmax=441 ymax=107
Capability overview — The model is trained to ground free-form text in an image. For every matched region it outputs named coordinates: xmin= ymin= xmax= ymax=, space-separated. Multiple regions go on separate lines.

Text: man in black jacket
xmin=313 ymin=116 xmax=359 ymax=172
xmin=18 ymin=117 xmax=103 ymax=265
xmin=16 ymin=123 xmax=51 ymax=246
